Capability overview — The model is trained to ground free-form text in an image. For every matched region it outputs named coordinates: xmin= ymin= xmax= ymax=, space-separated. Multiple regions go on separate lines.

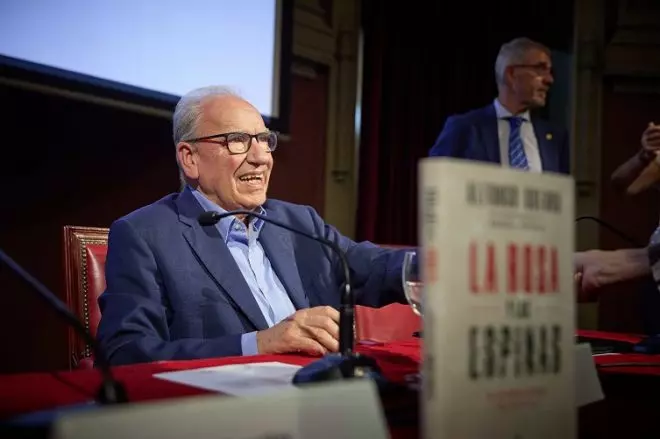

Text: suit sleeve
xmin=429 ymin=115 xmax=467 ymax=158
xmin=97 ymin=219 xmax=243 ymax=366
xmin=305 ymin=208 xmax=408 ymax=307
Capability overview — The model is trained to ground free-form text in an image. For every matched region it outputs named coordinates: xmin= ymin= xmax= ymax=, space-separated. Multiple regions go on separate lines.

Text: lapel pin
xmin=546 ymin=133 xmax=553 ymax=141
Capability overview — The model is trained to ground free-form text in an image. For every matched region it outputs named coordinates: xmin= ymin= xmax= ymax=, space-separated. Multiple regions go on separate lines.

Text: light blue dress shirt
xmin=191 ymin=188 xmax=297 ymax=355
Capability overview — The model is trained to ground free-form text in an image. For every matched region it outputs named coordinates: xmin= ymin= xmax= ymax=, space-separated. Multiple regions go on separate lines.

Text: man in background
xmin=429 ymin=37 xmax=570 ymax=174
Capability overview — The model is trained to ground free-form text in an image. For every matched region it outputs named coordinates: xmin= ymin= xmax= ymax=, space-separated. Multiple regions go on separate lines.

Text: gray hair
xmin=172 ymin=85 xmax=241 ymax=188
xmin=494 ymin=37 xmax=550 ymax=86
xmin=172 ymin=85 xmax=240 ymax=145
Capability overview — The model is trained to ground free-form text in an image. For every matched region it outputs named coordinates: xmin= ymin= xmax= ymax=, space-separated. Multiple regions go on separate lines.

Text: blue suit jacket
xmin=428 ymin=104 xmax=570 ymax=174
xmin=97 ymin=188 xmax=407 ymax=365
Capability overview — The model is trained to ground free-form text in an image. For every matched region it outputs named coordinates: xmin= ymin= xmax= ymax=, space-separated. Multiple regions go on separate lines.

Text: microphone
xmin=0 ymin=249 xmax=127 ymax=404
xmin=197 ymin=210 xmax=385 ymax=385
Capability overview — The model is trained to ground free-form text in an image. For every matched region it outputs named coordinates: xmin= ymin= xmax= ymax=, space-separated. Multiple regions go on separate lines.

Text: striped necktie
xmin=507 ymin=116 xmax=529 ymax=170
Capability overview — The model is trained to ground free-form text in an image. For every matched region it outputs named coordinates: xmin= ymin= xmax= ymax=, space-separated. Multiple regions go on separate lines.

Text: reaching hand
xmin=256 ymin=306 xmax=340 ymax=355
xmin=574 ymin=251 xmax=604 ymax=301
xmin=573 ymin=272 xmax=588 ymax=302
xmin=642 ymin=122 xmax=660 ymax=152
xmin=574 ymin=248 xmax=651 ymax=300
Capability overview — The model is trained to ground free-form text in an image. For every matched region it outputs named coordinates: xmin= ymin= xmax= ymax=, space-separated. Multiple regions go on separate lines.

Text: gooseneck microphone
xmin=197 ymin=210 xmax=385 ymax=384
xmin=0 ymin=249 xmax=127 ymax=404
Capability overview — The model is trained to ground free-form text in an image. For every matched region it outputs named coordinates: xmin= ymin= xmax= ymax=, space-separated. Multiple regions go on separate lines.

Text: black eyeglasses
xmin=183 ymin=131 xmax=278 ymax=155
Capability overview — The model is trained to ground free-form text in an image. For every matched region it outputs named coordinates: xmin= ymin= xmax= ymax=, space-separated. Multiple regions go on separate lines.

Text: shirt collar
xmin=189 ymin=185 xmax=266 ymax=242
xmin=493 ymin=98 xmax=531 ymax=122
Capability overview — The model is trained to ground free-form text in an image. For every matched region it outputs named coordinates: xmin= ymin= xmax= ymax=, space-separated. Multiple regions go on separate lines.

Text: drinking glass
xmin=402 ymin=251 xmax=422 ymax=316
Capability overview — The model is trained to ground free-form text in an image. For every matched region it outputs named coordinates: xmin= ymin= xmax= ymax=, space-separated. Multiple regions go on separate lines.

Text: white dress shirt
xmin=493 ymin=99 xmax=543 ymax=173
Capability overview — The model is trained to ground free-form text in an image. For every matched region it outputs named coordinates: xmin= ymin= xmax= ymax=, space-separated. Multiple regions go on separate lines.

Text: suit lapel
xmin=176 ymin=189 xmax=269 ymax=331
xmin=481 ymin=105 xmax=501 ymax=164
xmin=533 ymin=118 xmax=557 ymax=172
xmin=258 ymin=206 xmax=309 ymax=310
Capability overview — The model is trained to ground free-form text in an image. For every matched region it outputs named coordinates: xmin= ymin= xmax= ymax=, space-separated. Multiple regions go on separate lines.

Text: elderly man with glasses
xmin=97 ymin=86 xmax=408 ymax=366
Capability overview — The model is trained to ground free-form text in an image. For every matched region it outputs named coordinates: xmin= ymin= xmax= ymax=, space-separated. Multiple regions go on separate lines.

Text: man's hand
xmin=574 ymin=250 xmax=605 ymax=301
xmin=642 ymin=122 xmax=660 ymax=152
xmin=574 ymin=249 xmax=651 ymax=300
xmin=256 ymin=306 xmax=340 ymax=355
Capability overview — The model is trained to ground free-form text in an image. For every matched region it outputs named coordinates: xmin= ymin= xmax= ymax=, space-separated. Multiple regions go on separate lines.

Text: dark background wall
xmin=0 ymin=56 xmax=330 ymax=373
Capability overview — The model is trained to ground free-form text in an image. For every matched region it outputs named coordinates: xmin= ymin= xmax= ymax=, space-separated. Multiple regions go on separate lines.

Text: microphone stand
xmin=198 ymin=210 xmax=385 ymax=384
xmin=0 ymin=249 xmax=127 ymax=404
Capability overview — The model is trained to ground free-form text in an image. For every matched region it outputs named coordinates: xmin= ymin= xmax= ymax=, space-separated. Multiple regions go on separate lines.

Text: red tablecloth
xmin=0 ymin=340 xmax=421 ymax=421
xmin=577 ymin=330 xmax=660 ymax=376
xmin=2 ymin=332 xmax=660 ymax=431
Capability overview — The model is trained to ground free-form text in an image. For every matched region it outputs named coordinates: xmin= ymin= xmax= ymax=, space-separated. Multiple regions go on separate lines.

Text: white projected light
xmin=0 ymin=0 xmax=287 ymax=122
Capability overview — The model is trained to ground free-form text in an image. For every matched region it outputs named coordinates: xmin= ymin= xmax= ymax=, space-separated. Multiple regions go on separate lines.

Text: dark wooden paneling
xmin=269 ymin=62 xmax=328 ymax=213
xmin=0 ymin=84 xmax=179 ymax=373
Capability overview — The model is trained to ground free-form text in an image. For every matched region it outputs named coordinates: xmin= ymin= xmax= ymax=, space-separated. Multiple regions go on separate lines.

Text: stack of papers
xmin=153 ymin=362 xmax=302 ymax=396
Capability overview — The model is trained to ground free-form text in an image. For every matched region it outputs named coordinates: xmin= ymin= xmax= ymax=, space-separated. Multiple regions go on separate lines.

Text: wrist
xmin=638 ymin=148 xmax=656 ymax=163
xmin=609 ymin=248 xmax=651 ymax=282
xmin=255 ymin=329 xmax=275 ymax=355
xmin=255 ymin=330 xmax=264 ymax=354
xmin=649 ymin=243 xmax=660 ymax=284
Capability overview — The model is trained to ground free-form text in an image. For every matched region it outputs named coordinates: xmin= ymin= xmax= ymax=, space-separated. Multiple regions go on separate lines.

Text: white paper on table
xmin=153 ymin=362 xmax=302 ymax=396
xmin=575 ymin=344 xmax=605 ymax=407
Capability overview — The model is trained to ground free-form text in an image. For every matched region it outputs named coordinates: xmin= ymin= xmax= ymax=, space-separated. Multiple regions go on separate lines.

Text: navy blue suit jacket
xmin=428 ymin=104 xmax=570 ymax=174
xmin=97 ymin=188 xmax=407 ymax=365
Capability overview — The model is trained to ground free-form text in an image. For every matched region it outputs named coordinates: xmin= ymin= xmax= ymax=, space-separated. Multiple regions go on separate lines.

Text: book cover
xmin=419 ymin=158 xmax=575 ymax=438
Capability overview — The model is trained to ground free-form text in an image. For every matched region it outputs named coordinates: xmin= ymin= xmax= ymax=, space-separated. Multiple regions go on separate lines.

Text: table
xmin=1 ymin=332 xmax=660 ymax=438
xmin=0 ymin=340 xmax=421 ymax=439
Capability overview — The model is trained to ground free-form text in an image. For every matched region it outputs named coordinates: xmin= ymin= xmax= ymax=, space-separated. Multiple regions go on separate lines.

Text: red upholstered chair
xmin=59 ymin=236 xmax=415 ymax=366
xmin=63 ymin=226 xmax=109 ymax=370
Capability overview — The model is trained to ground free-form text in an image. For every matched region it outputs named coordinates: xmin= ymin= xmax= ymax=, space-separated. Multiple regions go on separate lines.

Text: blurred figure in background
xmin=575 ymin=123 xmax=660 ymax=332
xmin=609 ymin=122 xmax=660 ymax=332
xmin=429 ymin=37 xmax=570 ymax=174
xmin=611 ymin=122 xmax=660 ymax=195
